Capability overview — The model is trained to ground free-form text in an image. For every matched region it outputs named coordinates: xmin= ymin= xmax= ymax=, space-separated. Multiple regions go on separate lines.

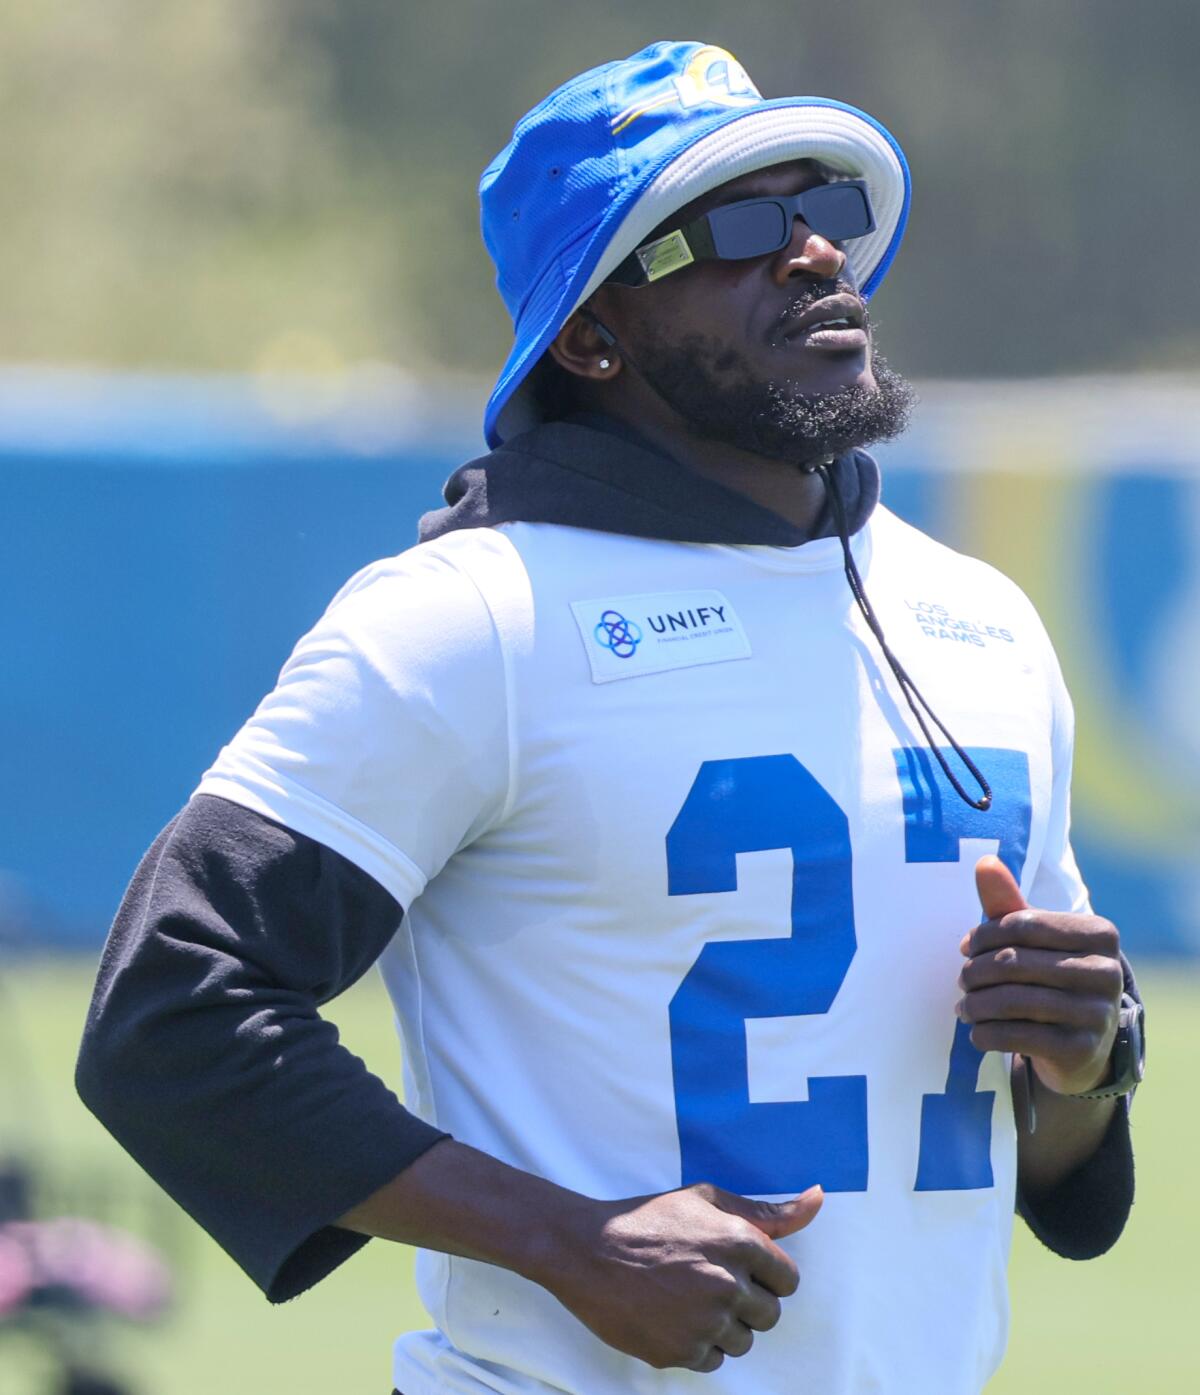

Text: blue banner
xmin=2 ymin=372 xmax=1196 ymax=954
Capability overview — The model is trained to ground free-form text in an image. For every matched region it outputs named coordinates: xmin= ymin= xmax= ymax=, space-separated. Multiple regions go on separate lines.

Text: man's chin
xmin=747 ymin=354 xmax=915 ymax=465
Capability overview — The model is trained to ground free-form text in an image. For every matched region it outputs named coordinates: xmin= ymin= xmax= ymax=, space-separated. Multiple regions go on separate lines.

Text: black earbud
xmin=585 ymin=312 xmax=618 ymax=348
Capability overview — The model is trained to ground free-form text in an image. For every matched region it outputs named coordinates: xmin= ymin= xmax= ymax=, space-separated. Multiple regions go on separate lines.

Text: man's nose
xmin=770 ymin=217 xmax=847 ymax=284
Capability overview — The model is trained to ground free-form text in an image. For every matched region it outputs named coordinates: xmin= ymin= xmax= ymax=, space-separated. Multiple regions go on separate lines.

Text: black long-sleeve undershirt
xmin=76 ymin=793 xmax=447 ymax=1302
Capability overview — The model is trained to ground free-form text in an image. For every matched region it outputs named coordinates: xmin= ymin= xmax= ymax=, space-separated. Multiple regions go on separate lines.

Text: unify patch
xmin=570 ymin=589 xmax=751 ymax=683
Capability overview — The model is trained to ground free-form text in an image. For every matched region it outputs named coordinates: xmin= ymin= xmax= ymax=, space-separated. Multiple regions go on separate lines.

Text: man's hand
xmin=537 ymin=1181 xmax=823 ymax=1373
xmin=959 ymin=855 xmax=1124 ymax=1095
xmin=339 ymin=1140 xmax=820 ymax=1374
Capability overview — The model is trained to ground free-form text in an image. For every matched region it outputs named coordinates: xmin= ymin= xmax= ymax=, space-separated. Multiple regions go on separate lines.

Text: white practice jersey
xmin=198 ymin=506 xmax=1088 ymax=1395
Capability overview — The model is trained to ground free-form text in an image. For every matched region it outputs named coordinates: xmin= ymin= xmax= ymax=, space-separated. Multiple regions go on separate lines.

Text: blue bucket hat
xmin=480 ymin=40 xmax=911 ymax=447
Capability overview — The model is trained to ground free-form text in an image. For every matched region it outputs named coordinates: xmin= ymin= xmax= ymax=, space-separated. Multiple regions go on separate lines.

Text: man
xmin=78 ymin=41 xmax=1143 ymax=1395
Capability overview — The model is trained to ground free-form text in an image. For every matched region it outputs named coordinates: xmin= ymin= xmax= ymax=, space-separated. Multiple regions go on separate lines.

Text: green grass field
xmin=2 ymin=959 xmax=1196 ymax=1394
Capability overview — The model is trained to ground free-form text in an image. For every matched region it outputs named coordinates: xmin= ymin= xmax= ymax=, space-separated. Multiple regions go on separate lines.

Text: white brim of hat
xmin=490 ymin=98 xmax=909 ymax=446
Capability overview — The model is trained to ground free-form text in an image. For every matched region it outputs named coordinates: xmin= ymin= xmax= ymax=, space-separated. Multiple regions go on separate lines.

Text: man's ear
xmin=547 ymin=307 xmax=621 ymax=380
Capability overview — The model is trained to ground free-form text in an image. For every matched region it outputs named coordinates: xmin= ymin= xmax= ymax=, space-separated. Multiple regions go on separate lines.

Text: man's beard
xmin=630 ymin=304 xmax=916 ymax=466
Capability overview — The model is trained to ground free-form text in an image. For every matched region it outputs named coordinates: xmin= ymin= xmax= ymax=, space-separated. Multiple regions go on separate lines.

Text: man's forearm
xmin=335 ymin=1138 xmax=827 ymax=1374
xmin=1012 ymin=1054 xmax=1118 ymax=1197
xmin=336 ymin=1137 xmax=586 ymax=1286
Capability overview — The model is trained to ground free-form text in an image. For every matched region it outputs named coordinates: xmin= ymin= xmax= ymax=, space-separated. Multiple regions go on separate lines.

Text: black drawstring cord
xmin=816 ymin=461 xmax=993 ymax=813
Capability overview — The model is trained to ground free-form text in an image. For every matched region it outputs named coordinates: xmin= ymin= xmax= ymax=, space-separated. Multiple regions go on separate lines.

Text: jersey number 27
xmin=666 ymin=747 xmax=1031 ymax=1195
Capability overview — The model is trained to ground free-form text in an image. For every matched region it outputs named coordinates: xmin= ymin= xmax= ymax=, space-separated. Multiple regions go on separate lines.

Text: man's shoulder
xmin=294 ymin=528 xmax=536 ymax=684
xmin=873 ymin=504 xmax=1040 ymax=604
xmin=325 ymin=527 xmax=530 ymax=617
xmin=870 ymin=504 xmax=1059 ymax=665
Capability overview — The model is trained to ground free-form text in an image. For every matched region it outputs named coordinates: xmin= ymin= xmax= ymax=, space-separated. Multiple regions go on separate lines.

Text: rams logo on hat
xmin=611 ymin=46 xmax=762 ymax=135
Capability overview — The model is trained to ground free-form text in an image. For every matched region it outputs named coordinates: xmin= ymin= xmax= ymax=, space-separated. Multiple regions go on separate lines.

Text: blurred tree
xmin=0 ymin=0 xmax=400 ymax=371
xmin=1 ymin=0 xmax=1197 ymax=384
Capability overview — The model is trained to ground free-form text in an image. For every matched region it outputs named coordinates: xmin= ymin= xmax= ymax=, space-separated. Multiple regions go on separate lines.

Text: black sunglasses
xmin=607 ymin=180 xmax=876 ymax=287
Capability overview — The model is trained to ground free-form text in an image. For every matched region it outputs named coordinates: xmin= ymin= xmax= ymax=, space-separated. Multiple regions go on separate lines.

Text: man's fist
xmin=959 ymin=855 xmax=1123 ymax=1095
xmin=539 ymin=1180 xmax=823 ymax=1372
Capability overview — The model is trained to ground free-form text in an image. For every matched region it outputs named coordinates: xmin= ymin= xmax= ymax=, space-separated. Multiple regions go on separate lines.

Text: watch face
xmin=1117 ymin=996 xmax=1145 ymax=1087
xmin=1130 ymin=999 xmax=1146 ymax=1082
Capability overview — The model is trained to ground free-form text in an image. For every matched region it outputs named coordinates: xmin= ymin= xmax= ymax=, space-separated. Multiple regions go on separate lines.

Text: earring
xmin=598 ymin=357 xmax=611 ymax=370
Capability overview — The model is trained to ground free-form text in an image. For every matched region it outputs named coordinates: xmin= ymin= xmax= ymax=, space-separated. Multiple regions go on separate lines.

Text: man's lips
xmin=777 ymin=292 xmax=868 ymax=352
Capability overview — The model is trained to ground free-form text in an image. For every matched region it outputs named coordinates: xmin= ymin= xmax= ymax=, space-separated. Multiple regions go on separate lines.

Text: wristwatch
xmin=1069 ymin=993 xmax=1146 ymax=1100
xmin=1020 ymin=993 xmax=1144 ymax=1132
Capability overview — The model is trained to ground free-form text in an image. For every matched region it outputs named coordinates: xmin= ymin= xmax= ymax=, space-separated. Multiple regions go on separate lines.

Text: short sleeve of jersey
xmin=196 ymin=535 xmax=521 ymax=910
xmin=1025 ymin=607 xmax=1091 ymax=917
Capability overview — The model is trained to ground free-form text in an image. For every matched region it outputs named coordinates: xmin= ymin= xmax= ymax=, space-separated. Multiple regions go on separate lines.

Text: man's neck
xmin=602 ymin=405 xmax=829 ymax=535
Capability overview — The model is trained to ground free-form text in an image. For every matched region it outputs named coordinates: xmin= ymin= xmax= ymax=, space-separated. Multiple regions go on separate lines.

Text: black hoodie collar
xmin=418 ymin=417 xmax=880 ymax=546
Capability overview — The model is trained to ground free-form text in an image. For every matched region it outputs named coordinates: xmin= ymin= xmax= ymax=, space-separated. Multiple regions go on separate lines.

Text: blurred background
xmin=1 ymin=2 xmax=1197 ymax=1391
